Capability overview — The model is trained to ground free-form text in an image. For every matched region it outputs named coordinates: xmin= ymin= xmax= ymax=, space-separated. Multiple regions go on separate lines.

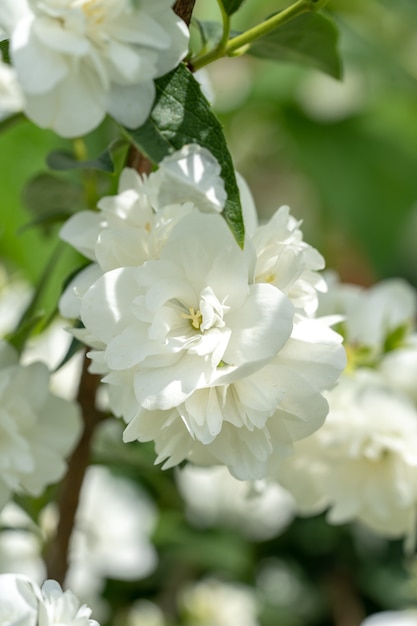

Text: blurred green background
xmin=1 ymin=1 xmax=417 ymax=624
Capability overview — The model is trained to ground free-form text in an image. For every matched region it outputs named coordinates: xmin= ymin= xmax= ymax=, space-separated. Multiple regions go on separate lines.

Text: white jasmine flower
xmin=180 ymin=578 xmax=260 ymax=626
xmin=38 ymin=579 xmax=99 ymax=626
xmin=59 ymin=145 xmax=227 ymax=320
xmin=121 ymin=315 xmax=345 ymax=480
xmin=0 ymin=340 xmax=81 ymax=509
xmin=0 ymin=0 xmax=189 ymax=137
xmin=277 ymin=369 xmax=417 ymax=546
xmin=0 ymin=575 xmax=100 ymax=626
xmin=252 ymin=206 xmax=327 ymax=316
xmin=66 ymin=465 xmax=157 ymax=593
xmin=81 ymin=211 xmax=294 ymax=410
xmin=0 ymin=56 xmax=24 ymax=120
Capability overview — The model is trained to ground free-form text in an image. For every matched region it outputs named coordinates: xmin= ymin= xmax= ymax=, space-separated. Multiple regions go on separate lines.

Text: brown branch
xmin=324 ymin=568 xmax=366 ymax=626
xmin=126 ymin=145 xmax=154 ymax=175
xmin=173 ymin=0 xmax=196 ymax=26
xmin=45 ymin=351 xmax=105 ymax=585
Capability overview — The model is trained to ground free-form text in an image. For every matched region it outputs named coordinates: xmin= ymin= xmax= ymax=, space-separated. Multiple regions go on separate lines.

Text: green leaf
xmin=46 ymin=138 xmax=127 ymax=173
xmin=0 ymin=113 xmax=25 ymax=134
xmin=195 ymin=19 xmax=223 ymax=49
xmin=22 ymin=173 xmax=84 ymax=231
xmin=219 ymin=0 xmax=247 ymax=16
xmin=0 ymin=39 xmax=10 ymax=64
xmin=123 ymin=63 xmax=245 ymax=247
xmin=248 ymin=12 xmax=342 ymax=79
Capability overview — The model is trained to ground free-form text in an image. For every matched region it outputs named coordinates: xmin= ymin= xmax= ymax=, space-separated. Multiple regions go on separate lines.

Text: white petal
xmin=225 ymin=283 xmax=293 ymax=366
xmin=107 ymin=81 xmax=155 ymax=129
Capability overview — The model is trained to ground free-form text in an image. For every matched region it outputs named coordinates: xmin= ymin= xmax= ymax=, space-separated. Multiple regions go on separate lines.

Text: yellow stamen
xmin=181 ymin=307 xmax=203 ymax=330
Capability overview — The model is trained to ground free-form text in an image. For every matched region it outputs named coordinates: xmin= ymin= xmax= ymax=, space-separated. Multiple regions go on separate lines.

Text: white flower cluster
xmin=0 ymin=574 xmax=99 ymax=626
xmin=0 ymin=0 xmax=189 ymax=136
xmin=277 ymin=277 xmax=417 ymax=546
xmin=0 ymin=340 xmax=81 ymax=509
xmin=59 ymin=144 xmax=346 ymax=480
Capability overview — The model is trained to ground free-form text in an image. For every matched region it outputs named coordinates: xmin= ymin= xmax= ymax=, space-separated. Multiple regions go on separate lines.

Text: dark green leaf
xmin=194 ymin=19 xmax=223 ymax=49
xmin=248 ymin=12 xmax=342 ymax=79
xmin=219 ymin=0 xmax=247 ymax=16
xmin=124 ymin=64 xmax=245 ymax=247
xmin=0 ymin=113 xmax=25 ymax=134
xmin=0 ymin=39 xmax=10 ymax=64
xmin=22 ymin=173 xmax=84 ymax=226
xmin=46 ymin=138 xmax=127 ymax=173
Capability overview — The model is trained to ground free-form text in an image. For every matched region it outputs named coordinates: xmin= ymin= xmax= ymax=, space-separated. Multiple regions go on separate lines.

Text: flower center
xmin=80 ymin=0 xmax=105 ymax=24
xmin=181 ymin=307 xmax=203 ymax=330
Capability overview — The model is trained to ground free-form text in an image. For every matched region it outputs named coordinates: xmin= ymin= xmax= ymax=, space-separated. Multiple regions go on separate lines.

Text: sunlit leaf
xmin=248 ymin=12 xmax=342 ymax=79
xmin=123 ymin=63 xmax=245 ymax=247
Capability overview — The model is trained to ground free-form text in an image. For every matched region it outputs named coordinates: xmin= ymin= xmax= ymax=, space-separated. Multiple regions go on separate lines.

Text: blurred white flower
xmin=0 ymin=503 xmax=45 ymax=583
xmin=176 ymin=465 xmax=295 ymax=540
xmin=66 ymin=464 xmax=157 ymax=595
xmin=0 ymin=267 xmax=31 ymax=337
xmin=0 ymin=56 xmax=24 ymax=120
xmin=21 ymin=318 xmax=84 ymax=401
xmin=297 ymin=67 xmax=366 ymax=122
xmin=318 ymin=275 xmax=417 ymax=363
xmin=180 ymin=578 xmax=260 ymax=626
xmin=0 ymin=574 xmax=99 ymax=626
xmin=0 ymin=0 xmax=189 ymax=137
xmin=125 ymin=600 xmax=166 ymax=626
xmin=278 ymin=369 xmax=417 ymax=546
xmin=0 ymin=340 xmax=81 ymax=509
xmin=361 ymin=611 xmax=417 ymax=626
xmin=0 ymin=573 xmax=37 ymax=626
xmin=60 ymin=144 xmax=227 ymax=320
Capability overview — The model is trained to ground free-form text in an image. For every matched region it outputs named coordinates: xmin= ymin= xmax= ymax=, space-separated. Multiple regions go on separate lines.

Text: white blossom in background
xmin=0 ymin=55 xmax=24 ymax=120
xmin=37 ymin=464 xmax=157 ymax=618
xmin=276 ymin=277 xmax=417 ymax=546
xmin=180 ymin=578 xmax=260 ymax=626
xmin=59 ymin=144 xmax=227 ymax=320
xmin=0 ymin=574 xmax=100 ymax=626
xmin=361 ymin=611 xmax=417 ymax=626
xmin=318 ymin=274 xmax=417 ymax=363
xmin=0 ymin=0 xmax=189 ymax=137
xmin=176 ymin=465 xmax=295 ymax=540
xmin=0 ymin=340 xmax=81 ymax=509
xmin=277 ymin=369 xmax=417 ymax=545
xmin=66 ymin=465 xmax=158 ymax=594
xmin=0 ymin=266 xmax=31 ymax=337
xmin=0 ymin=503 xmax=45 ymax=583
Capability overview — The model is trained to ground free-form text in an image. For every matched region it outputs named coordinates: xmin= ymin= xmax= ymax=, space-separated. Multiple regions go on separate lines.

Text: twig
xmin=45 ymin=351 xmax=105 ymax=584
xmin=173 ymin=0 xmax=196 ymax=26
xmin=324 ymin=567 xmax=366 ymax=626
